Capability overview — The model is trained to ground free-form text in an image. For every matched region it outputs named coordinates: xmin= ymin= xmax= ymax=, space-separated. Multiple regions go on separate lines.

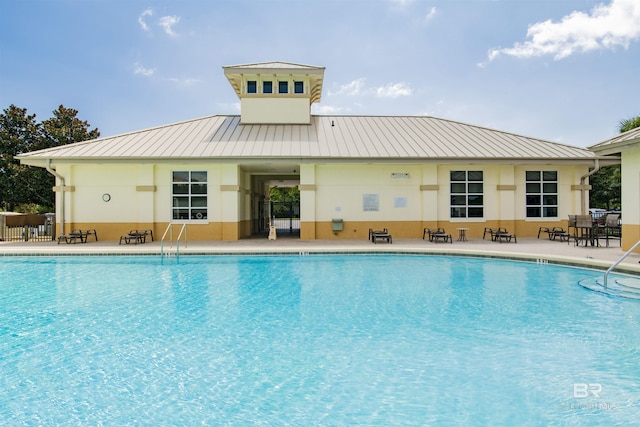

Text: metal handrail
xmin=175 ymin=223 xmax=188 ymax=257
xmin=160 ymin=223 xmax=173 ymax=257
xmin=604 ymin=239 xmax=640 ymax=288
xmin=160 ymin=223 xmax=187 ymax=257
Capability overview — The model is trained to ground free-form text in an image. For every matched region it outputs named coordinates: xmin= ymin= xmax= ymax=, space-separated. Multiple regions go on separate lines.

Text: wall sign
xmin=363 ymin=194 xmax=379 ymax=211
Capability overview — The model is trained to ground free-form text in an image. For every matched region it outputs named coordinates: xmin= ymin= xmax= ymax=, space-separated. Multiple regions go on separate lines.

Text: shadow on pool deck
xmin=1 ymin=236 xmax=639 ymax=275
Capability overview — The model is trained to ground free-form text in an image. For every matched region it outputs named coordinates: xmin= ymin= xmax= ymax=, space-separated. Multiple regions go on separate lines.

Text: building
xmin=589 ymin=127 xmax=640 ymax=250
xmin=17 ymin=61 xmax=621 ymax=242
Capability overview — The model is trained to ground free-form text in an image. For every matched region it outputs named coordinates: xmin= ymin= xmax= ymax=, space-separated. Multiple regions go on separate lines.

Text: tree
xmin=619 ymin=115 xmax=640 ymax=133
xmin=589 ymin=114 xmax=639 ymax=210
xmin=589 ymin=165 xmax=621 ymax=210
xmin=0 ymin=105 xmax=41 ymax=211
xmin=0 ymin=104 xmax=99 ymax=212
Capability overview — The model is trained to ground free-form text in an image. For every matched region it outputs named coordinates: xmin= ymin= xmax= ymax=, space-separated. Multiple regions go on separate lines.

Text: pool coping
xmin=1 ymin=238 xmax=639 ymax=276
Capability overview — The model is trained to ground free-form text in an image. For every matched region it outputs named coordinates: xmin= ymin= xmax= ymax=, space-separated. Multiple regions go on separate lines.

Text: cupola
xmin=222 ymin=61 xmax=325 ymax=124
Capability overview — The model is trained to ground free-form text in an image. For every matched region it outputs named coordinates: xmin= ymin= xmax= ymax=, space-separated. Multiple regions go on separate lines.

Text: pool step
xmin=578 ymin=277 xmax=640 ymax=300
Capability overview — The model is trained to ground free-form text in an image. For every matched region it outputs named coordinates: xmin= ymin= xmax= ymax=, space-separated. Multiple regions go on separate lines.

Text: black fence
xmin=0 ymin=214 xmax=56 ymax=242
xmin=258 ymin=201 xmax=300 ymax=235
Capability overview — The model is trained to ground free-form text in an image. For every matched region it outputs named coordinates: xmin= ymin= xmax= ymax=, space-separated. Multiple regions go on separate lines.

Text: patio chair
xmin=601 ymin=213 xmax=621 ymax=247
xmin=492 ymin=228 xmax=517 ymax=243
xmin=57 ymin=229 xmax=97 ymax=244
xmin=119 ymin=229 xmax=152 ymax=245
xmin=549 ymin=227 xmax=569 ymax=242
xmin=573 ymin=215 xmax=597 ymax=247
xmin=369 ymin=228 xmax=392 ymax=244
xmin=424 ymin=228 xmax=452 ymax=243
xmin=483 ymin=227 xmax=507 ymax=240
xmin=567 ymin=215 xmax=577 ymax=244
xmin=423 ymin=227 xmax=445 ymax=241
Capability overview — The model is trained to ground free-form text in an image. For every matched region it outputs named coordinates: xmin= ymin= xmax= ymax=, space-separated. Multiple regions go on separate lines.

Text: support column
xmin=136 ymin=165 xmax=156 ymax=230
xmin=221 ymin=164 xmax=240 ymax=240
xmin=420 ymin=165 xmax=439 ymax=228
xmin=497 ymin=166 xmax=516 ymax=231
xmin=299 ymin=163 xmax=316 ymax=240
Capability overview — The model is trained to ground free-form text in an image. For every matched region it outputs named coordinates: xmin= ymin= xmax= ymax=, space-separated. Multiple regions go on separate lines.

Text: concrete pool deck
xmin=1 ymin=235 xmax=639 ymax=275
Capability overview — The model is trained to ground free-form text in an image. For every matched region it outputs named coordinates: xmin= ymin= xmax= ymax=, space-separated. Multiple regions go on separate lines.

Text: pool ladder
xmin=604 ymin=239 xmax=640 ymax=288
xmin=160 ymin=223 xmax=187 ymax=258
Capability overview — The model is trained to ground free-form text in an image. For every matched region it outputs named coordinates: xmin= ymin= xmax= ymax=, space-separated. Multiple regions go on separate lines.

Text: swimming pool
xmin=1 ymin=254 xmax=639 ymax=425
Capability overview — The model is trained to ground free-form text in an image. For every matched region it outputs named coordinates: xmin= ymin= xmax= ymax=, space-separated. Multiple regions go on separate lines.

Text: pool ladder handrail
xmin=160 ymin=223 xmax=188 ymax=257
xmin=604 ymin=239 xmax=640 ymax=288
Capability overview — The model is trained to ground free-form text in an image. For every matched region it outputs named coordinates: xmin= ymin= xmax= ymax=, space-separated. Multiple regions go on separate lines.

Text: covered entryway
xmin=248 ymin=166 xmax=300 ymax=238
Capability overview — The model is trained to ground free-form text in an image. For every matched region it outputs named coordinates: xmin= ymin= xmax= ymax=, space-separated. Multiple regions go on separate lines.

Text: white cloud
xmin=158 ymin=15 xmax=180 ymax=37
xmin=138 ymin=8 xmax=152 ymax=32
xmin=389 ymin=0 xmax=415 ymax=6
xmin=425 ymin=6 xmax=437 ymax=22
xmin=165 ymin=77 xmax=200 ymax=86
xmin=329 ymin=78 xmax=412 ymax=99
xmin=312 ymin=104 xmax=345 ymax=114
xmin=329 ymin=78 xmax=366 ymax=96
xmin=375 ymin=82 xmax=412 ymax=98
xmin=486 ymin=0 xmax=640 ymax=62
xmin=133 ymin=62 xmax=155 ymax=77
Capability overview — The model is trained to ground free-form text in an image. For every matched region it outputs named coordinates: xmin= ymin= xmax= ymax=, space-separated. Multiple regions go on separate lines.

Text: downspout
xmin=46 ymin=159 xmax=65 ymax=236
xmin=579 ymin=159 xmax=600 ymax=215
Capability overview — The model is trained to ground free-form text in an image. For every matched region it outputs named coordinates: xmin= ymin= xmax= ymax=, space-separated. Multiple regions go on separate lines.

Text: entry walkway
xmin=1 ymin=237 xmax=639 ymax=275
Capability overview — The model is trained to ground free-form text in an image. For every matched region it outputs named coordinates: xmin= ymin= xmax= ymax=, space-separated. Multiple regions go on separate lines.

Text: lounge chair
xmin=119 ymin=229 xmax=153 ymax=245
xmin=489 ymin=228 xmax=516 ymax=243
xmin=423 ymin=227 xmax=452 ymax=243
xmin=482 ymin=227 xmax=504 ymax=240
xmin=57 ymin=229 xmax=98 ymax=244
xmin=369 ymin=228 xmax=392 ymax=244
xmin=549 ymin=227 xmax=569 ymax=242
xmin=483 ymin=227 xmax=507 ymax=241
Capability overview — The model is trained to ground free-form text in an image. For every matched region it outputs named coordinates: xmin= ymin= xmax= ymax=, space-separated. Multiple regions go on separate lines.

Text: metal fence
xmin=258 ymin=201 xmax=300 ymax=235
xmin=0 ymin=213 xmax=56 ymax=242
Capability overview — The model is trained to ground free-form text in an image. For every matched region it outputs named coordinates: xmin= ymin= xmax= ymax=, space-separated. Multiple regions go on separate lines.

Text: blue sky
xmin=1 ymin=0 xmax=639 ymax=147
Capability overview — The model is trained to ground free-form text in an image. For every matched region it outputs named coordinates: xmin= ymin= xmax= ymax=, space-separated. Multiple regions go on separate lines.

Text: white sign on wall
xmin=363 ymin=194 xmax=379 ymax=211
xmin=394 ymin=197 xmax=408 ymax=208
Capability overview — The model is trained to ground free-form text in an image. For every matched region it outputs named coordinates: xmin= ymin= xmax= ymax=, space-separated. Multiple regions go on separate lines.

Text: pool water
xmin=1 ymin=255 xmax=639 ymax=425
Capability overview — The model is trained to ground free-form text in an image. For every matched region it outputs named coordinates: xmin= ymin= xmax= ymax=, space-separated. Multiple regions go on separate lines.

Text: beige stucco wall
xmin=52 ymin=162 xmax=251 ymax=241
xmin=307 ymin=163 xmax=588 ymax=239
xmin=621 ymin=146 xmax=640 ymax=249
xmin=50 ymin=160 xmax=590 ymax=241
xmin=241 ymin=97 xmax=310 ymax=124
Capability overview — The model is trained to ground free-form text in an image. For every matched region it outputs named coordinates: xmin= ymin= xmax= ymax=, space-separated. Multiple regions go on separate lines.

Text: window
xmin=263 ymin=81 xmax=273 ymax=94
xmin=278 ymin=81 xmax=288 ymax=94
xmin=247 ymin=80 xmax=257 ymax=94
xmin=526 ymin=171 xmax=558 ymax=218
xmin=172 ymin=171 xmax=208 ymax=220
xmin=450 ymin=170 xmax=483 ymax=218
xmin=294 ymin=81 xmax=304 ymax=94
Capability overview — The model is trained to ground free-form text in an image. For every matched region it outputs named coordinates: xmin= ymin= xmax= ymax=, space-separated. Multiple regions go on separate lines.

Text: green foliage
xmin=0 ymin=104 xmax=99 ymax=212
xmin=269 ymin=186 xmax=300 ymax=203
xmin=619 ymin=115 xmax=640 ymax=133
xmin=589 ymin=165 xmax=621 ymax=210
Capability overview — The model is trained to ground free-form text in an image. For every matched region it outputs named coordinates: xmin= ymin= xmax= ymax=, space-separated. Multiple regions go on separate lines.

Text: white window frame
xmin=172 ymin=171 xmax=208 ymax=221
xmin=450 ymin=170 xmax=484 ymax=219
xmin=525 ymin=170 xmax=558 ymax=218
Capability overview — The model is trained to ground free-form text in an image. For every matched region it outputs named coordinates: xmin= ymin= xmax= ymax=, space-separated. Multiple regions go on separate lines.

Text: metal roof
xmin=18 ymin=115 xmax=601 ymax=164
xmin=222 ymin=61 xmax=325 ymax=72
xmin=589 ymin=126 xmax=640 ymax=155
